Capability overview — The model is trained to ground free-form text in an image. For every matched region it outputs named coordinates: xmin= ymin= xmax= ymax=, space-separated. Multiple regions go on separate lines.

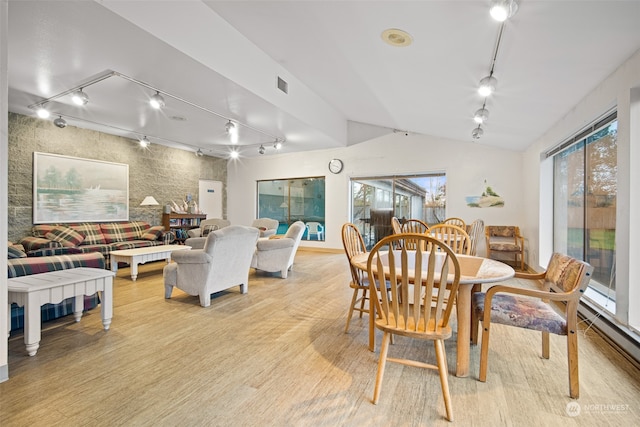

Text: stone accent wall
xmin=7 ymin=112 xmax=227 ymax=242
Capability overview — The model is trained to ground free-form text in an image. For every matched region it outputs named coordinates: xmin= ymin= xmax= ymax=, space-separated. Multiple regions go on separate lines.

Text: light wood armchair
xmin=429 ymin=223 xmax=471 ymax=255
xmin=485 ymin=225 xmax=525 ymax=270
xmin=442 ymin=217 xmax=466 ymax=229
xmin=471 ymin=253 xmax=593 ymax=398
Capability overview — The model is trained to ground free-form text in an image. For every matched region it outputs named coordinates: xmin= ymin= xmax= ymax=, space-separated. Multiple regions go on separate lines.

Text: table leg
xmin=101 ymin=277 xmax=113 ymax=330
xmin=111 ymin=257 xmax=119 ymax=277
xmin=456 ymin=283 xmax=473 ymax=377
xmin=24 ymin=294 xmax=41 ymax=357
xmin=73 ymin=294 xmax=84 ymax=322
xmin=130 ymin=258 xmax=138 ymax=281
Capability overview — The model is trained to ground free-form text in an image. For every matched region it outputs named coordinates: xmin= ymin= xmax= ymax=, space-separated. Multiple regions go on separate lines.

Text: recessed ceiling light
xmin=381 ymin=28 xmax=413 ymax=47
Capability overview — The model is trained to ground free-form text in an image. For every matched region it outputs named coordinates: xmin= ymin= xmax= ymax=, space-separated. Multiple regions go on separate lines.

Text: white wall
xmin=228 ymin=132 xmax=525 ymax=252
xmin=1 ymin=0 xmax=9 ymax=382
xmin=521 ymin=48 xmax=640 ymax=331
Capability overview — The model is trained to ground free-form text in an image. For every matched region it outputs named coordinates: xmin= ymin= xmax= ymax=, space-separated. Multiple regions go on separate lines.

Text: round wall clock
xmin=328 ymin=158 xmax=344 ymax=174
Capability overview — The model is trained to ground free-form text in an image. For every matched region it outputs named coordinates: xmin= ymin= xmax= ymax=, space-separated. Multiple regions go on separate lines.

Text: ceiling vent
xmin=277 ymin=76 xmax=288 ymax=94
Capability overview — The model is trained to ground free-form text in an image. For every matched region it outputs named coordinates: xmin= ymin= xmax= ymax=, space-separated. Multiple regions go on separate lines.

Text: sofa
xmin=250 ymin=221 xmax=306 ymax=279
xmin=164 ymin=225 xmax=260 ymax=307
xmin=18 ymin=221 xmax=174 ymax=264
xmin=7 ymin=251 xmax=106 ymax=330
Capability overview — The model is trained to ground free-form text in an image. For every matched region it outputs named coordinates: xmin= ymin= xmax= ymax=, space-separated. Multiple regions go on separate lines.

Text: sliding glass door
xmin=553 ymin=113 xmax=617 ymax=306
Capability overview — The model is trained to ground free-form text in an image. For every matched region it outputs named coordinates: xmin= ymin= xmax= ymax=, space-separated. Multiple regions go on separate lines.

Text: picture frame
xmin=33 ymin=152 xmax=129 ymax=223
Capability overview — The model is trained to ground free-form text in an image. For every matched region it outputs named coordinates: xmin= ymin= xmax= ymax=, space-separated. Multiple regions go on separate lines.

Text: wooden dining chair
xmin=391 ymin=216 xmax=402 ymax=235
xmin=367 ymin=233 xmax=461 ymax=421
xmin=485 ymin=225 xmax=525 ymax=270
xmin=342 ymin=223 xmax=395 ymax=351
xmin=442 ymin=217 xmax=466 ymax=230
xmin=429 ymin=223 xmax=471 ymax=255
xmin=471 ymin=253 xmax=593 ymax=398
xmin=466 ymin=219 xmax=485 ymax=256
xmin=400 ymin=219 xmax=430 ymax=250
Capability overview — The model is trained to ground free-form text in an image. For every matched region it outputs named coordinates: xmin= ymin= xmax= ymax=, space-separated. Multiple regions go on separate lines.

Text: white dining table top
xmin=350 ymin=250 xmax=515 ymax=285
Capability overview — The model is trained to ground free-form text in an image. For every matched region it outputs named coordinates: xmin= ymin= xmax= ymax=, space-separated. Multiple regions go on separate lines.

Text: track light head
xmin=195 ymin=149 xmax=204 ymax=157
xmin=71 ymin=88 xmax=89 ymax=106
xmin=229 ymin=150 xmax=239 ymax=159
xmin=471 ymin=127 xmax=484 ymax=140
xmin=149 ymin=91 xmax=165 ymax=109
xmin=478 ymin=75 xmax=497 ymax=97
xmin=490 ymin=0 xmax=518 ymax=22
xmin=36 ymin=107 xmax=50 ymax=119
xmin=274 ymin=141 xmax=283 ymax=150
xmin=53 ymin=116 xmax=67 ymax=128
xmin=258 ymin=145 xmax=265 ymax=155
xmin=225 ymin=120 xmax=237 ymax=135
xmin=473 ymin=108 xmax=490 ymax=124
xmin=139 ymin=136 xmax=150 ymax=148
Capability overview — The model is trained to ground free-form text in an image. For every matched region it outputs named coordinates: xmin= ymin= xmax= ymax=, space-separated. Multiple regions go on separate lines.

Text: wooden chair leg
xmin=372 ymin=331 xmax=391 ymax=404
xmin=434 ymin=339 xmax=453 ymax=421
xmin=470 ymin=284 xmax=481 ymax=345
xmin=567 ymin=330 xmax=580 ymax=398
xmin=542 ymin=331 xmax=550 ymax=359
xmin=479 ymin=321 xmax=491 ymax=382
xmin=359 ymin=288 xmax=368 ymax=318
xmin=344 ymin=288 xmax=360 ymax=333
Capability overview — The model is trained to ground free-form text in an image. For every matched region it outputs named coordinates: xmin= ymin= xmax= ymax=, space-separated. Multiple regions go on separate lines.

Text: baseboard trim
xmin=0 ymin=364 xmax=8 ymax=383
xmin=297 ymin=246 xmax=343 ymax=254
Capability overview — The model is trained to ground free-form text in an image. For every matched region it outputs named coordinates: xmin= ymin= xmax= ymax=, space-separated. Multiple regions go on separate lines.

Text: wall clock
xmin=328 ymin=158 xmax=344 ymax=174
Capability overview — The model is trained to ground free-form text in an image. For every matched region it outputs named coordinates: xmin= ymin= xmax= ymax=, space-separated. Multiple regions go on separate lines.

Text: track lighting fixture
xmin=274 ymin=140 xmax=283 ymax=150
xmin=229 ymin=150 xmax=239 ymax=159
xmin=149 ymin=91 xmax=165 ymax=109
xmin=478 ymin=75 xmax=497 ymax=97
xmin=195 ymin=149 xmax=204 ymax=157
xmin=139 ymin=136 xmax=150 ymax=148
xmin=490 ymin=0 xmax=518 ymax=22
xmin=225 ymin=120 xmax=237 ymax=135
xmin=71 ymin=88 xmax=89 ymax=106
xmin=471 ymin=126 xmax=484 ymax=140
xmin=473 ymin=108 xmax=490 ymax=124
xmin=37 ymin=107 xmax=50 ymax=119
xmin=53 ymin=116 xmax=67 ymax=128
xmin=258 ymin=145 xmax=265 ymax=155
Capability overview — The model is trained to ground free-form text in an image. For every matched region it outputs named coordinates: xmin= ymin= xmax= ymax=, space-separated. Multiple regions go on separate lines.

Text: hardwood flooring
xmin=1 ymin=251 xmax=639 ymax=426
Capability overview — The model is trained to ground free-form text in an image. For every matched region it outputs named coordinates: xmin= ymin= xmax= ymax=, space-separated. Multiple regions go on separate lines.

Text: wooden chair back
xmin=429 ymin=223 xmax=471 ymax=255
xmin=442 ymin=217 xmax=466 ymax=229
xmin=391 ymin=216 xmax=402 ymax=235
xmin=400 ymin=219 xmax=430 ymax=250
xmin=341 ymin=223 xmax=367 ymax=287
xmin=467 ymin=219 xmax=485 ymax=256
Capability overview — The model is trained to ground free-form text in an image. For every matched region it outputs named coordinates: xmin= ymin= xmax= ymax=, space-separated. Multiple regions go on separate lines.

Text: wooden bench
xmin=7 ymin=267 xmax=114 ymax=356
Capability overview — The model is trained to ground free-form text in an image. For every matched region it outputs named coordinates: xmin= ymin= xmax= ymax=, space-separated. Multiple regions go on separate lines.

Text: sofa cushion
xmin=140 ymin=225 xmax=165 ymax=241
xmin=100 ymin=221 xmax=148 ymax=243
xmin=46 ymin=225 xmax=85 ymax=248
xmin=112 ymin=240 xmax=163 ymax=250
xmin=20 ymin=236 xmax=62 ymax=251
xmin=72 ymin=223 xmax=107 ymax=245
xmin=8 ymin=246 xmax=27 ymax=259
xmin=27 ymin=247 xmax=83 ymax=257
xmin=32 ymin=224 xmax=57 ymax=238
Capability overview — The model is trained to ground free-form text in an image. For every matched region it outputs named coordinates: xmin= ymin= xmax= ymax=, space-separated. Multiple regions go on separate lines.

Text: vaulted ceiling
xmin=7 ymin=1 xmax=640 ymax=157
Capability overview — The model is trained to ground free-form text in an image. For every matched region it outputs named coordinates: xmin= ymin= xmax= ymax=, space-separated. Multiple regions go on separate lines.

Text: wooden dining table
xmin=350 ymin=250 xmax=514 ymax=377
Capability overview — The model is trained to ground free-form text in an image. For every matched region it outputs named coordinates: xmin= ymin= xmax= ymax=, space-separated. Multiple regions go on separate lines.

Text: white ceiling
xmin=7 ymin=1 xmax=640 ymax=157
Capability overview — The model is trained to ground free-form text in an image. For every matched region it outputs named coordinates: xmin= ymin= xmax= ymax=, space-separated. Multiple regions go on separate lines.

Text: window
xmin=257 ymin=177 xmax=325 ymax=240
xmin=350 ymin=173 xmax=446 ymax=248
xmin=552 ymin=111 xmax=617 ymax=308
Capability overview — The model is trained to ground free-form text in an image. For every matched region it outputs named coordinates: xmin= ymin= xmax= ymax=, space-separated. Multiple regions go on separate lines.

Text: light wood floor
xmin=2 ymin=251 xmax=639 ymax=426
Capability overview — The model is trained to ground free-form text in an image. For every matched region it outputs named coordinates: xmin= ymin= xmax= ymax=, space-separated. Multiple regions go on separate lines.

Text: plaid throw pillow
xmin=140 ymin=225 xmax=165 ymax=241
xmin=45 ymin=225 xmax=85 ymax=248
xmin=8 ymin=246 xmax=27 ymax=259
xmin=71 ymin=223 xmax=107 ymax=245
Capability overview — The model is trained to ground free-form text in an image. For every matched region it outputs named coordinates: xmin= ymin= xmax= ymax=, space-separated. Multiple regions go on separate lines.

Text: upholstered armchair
xmin=185 ymin=218 xmax=232 ymax=249
xmin=485 ymin=225 xmax=525 ymax=270
xmin=187 ymin=218 xmax=231 ymax=238
xmin=250 ymin=221 xmax=305 ymax=278
xmin=251 ymin=218 xmax=279 ymax=238
xmin=164 ymin=225 xmax=259 ymax=307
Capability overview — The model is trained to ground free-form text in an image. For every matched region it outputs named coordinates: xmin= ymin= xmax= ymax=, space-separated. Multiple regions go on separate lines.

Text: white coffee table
xmin=8 ymin=267 xmax=115 ymax=356
xmin=110 ymin=245 xmax=191 ymax=281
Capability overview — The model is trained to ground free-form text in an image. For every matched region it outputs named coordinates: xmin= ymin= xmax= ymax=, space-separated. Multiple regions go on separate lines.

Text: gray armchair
xmin=164 ymin=225 xmax=259 ymax=307
xmin=187 ymin=218 xmax=231 ymax=238
xmin=250 ymin=221 xmax=305 ymax=279
xmin=251 ymin=218 xmax=279 ymax=238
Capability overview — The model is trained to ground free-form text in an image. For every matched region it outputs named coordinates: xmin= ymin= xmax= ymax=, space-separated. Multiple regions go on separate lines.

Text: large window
xmin=350 ymin=173 xmax=446 ymax=248
xmin=552 ymin=111 xmax=617 ymax=308
xmin=257 ymin=177 xmax=325 ymax=239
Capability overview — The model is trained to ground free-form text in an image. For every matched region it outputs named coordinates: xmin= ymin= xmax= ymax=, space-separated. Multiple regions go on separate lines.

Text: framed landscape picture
xmin=33 ymin=152 xmax=129 ymax=223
